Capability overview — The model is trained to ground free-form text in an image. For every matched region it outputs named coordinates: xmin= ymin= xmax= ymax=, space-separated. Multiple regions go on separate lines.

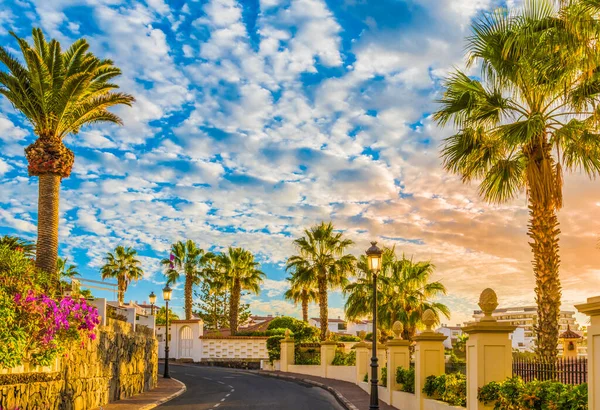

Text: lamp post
xmin=149 ymin=291 xmax=156 ymax=315
xmin=162 ymin=284 xmax=172 ymax=379
xmin=366 ymin=241 xmax=383 ymax=410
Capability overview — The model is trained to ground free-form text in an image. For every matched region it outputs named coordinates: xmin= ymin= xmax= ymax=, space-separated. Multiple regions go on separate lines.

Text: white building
xmin=437 ymin=325 xmax=463 ymax=350
xmin=347 ymin=320 xmax=372 ymax=336
xmin=309 ymin=317 xmax=348 ymax=334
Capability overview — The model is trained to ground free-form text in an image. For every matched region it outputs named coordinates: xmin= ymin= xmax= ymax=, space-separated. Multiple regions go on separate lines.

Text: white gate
xmin=179 ymin=326 xmax=193 ymax=358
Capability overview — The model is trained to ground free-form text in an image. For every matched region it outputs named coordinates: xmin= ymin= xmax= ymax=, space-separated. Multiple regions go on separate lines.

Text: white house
xmin=347 ymin=320 xmax=372 ymax=336
xmin=309 ymin=317 xmax=348 ymax=334
xmin=437 ymin=325 xmax=464 ymax=350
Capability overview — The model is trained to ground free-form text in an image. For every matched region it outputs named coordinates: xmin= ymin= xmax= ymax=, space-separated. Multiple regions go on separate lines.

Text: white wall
xmin=327 ymin=366 xmax=356 ymax=383
xmin=200 ymin=337 xmax=269 ymax=360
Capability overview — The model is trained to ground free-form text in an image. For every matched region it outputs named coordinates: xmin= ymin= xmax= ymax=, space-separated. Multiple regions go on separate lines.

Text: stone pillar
xmin=463 ymin=289 xmax=516 ymax=410
xmin=321 ymin=341 xmax=338 ymax=378
xmin=387 ymin=321 xmax=411 ymax=392
xmin=414 ymin=310 xmax=447 ymax=409
xmin=575 ymin=296 xmax=600 ymax=410
xmin=355 ymin=342 xmax=370 ymax=384
xmin=280 ymin=332 xmax=295 ymax=373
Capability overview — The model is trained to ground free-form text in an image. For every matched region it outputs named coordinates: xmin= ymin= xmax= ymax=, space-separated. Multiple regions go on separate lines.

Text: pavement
xmin=260 ymin=371 xmax=395 ymax=410
xmin=94 ymin=376 xmax=185 ymax=410
xmin=157 ymin=363 xmax=345 ymax=410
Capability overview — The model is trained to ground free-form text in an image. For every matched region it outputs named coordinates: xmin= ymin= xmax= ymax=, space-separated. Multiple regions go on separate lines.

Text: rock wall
xmin=0 ymin=318 xmax=158 ymax=410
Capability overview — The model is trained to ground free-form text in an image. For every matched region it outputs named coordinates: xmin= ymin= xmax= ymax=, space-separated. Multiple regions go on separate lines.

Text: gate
xmin=179 ymin=326 xmax=193 ymax=358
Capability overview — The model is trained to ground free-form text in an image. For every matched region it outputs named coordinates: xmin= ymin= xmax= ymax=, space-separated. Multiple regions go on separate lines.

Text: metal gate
xmin=179 ymin=326 xmax=193 ymax=358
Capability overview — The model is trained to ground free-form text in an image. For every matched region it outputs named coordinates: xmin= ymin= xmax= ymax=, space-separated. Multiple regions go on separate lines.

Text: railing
xmin=445 ymin=362 xmax=466 ymax=375
xmin=512 ymin=357 xmax=587 ymax=385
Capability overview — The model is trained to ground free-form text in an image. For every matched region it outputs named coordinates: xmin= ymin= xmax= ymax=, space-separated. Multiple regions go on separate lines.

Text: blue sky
xmin=0 ymin=0 xmax=598 ymax=325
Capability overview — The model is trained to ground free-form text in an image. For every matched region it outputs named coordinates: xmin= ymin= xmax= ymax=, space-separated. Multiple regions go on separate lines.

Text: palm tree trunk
xmin=318 ymin=274 xmax=328 ymax=341
xmin=528 ymin=196 xmax=561 ymax=361
xmin=35 ymin=174 xmax=60 ymax=275
xmin=184 ymin=275 xmax=193 ymax=320
xmin=229 ymin=279 xmax=241 ymax=333
xmin=301 ymin=289 xmax=309 ymax=322
xmin=118 ymin=277 xmax=125 ymax=306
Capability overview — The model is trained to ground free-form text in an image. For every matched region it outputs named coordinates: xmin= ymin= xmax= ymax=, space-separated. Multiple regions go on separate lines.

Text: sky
xmin=0 ymin=0 xmax=598 ymax=327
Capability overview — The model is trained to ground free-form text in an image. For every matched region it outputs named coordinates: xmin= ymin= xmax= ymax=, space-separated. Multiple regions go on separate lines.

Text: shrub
xmin=267 ymin=316 xmax=319 ymax=342
xmin=423 ymin=374 xmax=467 ymax=406
xmin=396 ymin=366 xmax=415 ymax=393
xmin=266 ymin=335 xmax=284 ymax=362
xmin=380 ymin=367 xmax=388 ymax=387
xmin=364 ymin=373 xmax=368 ymax=382
xmin=331 ymin=349 xmax=356 ymax=366
xmin=294 ymin=348 xmax=320 ymax=365
xmin=478 ymin=377 xmax=588 ymax=410
xmin=337 ymin=335 xmax=361 ymax=342
xmin=0 ymin=247 xmax=100 ymax=368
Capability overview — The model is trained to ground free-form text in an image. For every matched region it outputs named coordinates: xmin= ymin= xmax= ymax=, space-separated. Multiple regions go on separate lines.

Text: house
xmin=309 ymin=317 xmax=348 ymax=334
xmin=437 ymin=325 xmax=463 ymax=350
xmin=347 ymin=320 xmax=372 ymax=336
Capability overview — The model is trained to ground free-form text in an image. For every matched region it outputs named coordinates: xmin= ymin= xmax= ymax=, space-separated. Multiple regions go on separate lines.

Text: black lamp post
xmin=366 ymin=241 xmax=383 ymax=410
xmin=149 ymin=291 xmax=156 ymax=315
xmin=162 ymin=284 xmax=172 ymax=379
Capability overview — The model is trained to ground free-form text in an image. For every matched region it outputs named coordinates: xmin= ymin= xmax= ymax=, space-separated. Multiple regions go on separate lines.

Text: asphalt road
xmin=157 ymin=364 xmax=345 ymax=410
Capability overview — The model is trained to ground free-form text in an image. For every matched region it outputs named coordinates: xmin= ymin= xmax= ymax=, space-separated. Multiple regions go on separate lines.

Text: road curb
xmin=138 ymin=377 xmax=186 ymax=410
xmin=257 ymin=372 xmax=359 ymax=410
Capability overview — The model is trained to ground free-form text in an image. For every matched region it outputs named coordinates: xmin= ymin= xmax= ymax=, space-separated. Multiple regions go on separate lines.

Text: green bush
xmin=423 ymin=374 xmax=466 ymax=406
xmin=337 ymin=335 xmax=361 ymax=342
xmin=331 ymin=349 xmax=356 ymax=366
xmin=396 ymin=367 xmax=415 ymax=393
xmin=294 ymin=348 xmax=320 ymax=365
xmin=267 ymin=316 xmax=319 ymax=342
xmin=266 ymin=335 xmax=284 ymax=362
xmin=380 ymin=367 xmax=388 ymax=387
xmin=235 ymin=328 xmax=289 ymax=337
xmin=364 ymin=372 xmax=368 ymax=382
xmin=478 ymin=377 xmax=588 ymax=410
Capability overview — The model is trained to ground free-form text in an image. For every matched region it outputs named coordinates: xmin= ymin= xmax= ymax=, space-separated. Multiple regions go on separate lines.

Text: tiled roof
xmin=203 ymin=317 xmax=276 ymax=337
xmin=311 ymin=318 xmax=346 ymax=323
xmin=559 ymin=325 xmax=582 ymax=339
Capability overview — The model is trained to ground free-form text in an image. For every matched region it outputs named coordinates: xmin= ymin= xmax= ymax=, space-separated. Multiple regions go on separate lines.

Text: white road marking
xmin=203 ymin=377 xmax=213 ymax=381
xmin=185 ymin=373 xmax=195 ymax=376
xmin=217 ymin=381 xmax=225 ymax=385
xmin=214 ymin=404 xmax=220 ymax=407
xmin=231 ymin=389 xmax=235 ymax=392
xmin=221 ymin=398 xmax=226 ymax=402
xmin=225 ymin=394 xmax=230 ymax=397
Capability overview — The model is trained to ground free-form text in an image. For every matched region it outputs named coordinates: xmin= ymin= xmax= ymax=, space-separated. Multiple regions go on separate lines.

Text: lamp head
xmin=365 ymin=241 xmax=383 ymax=272
xmin=149 ymin=291 xmax=156 ymax=305
xmin=162 ymin=285 xmax=172 ymax=301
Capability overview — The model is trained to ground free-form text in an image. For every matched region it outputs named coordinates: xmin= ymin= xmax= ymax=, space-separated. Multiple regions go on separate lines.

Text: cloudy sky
xmin=0 ymin=0 xmax=598 ymax=326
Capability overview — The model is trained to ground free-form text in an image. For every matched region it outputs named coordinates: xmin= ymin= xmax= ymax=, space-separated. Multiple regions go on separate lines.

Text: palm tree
xmin=56 ymin=256 xmax=79 ymax=278
xmin=284 ymin=263 xmax=319 ymax=322
xmin=215 ymin=247 xmax=265 ymax=333
xmin=0 ymin=235 xmax=35 ymax=258
xmin=345 ymin=248 xmax=449 ymax=340
xmin=434 ymin=1 xmax=600 ymax=360
xmin=100 ymin=246 xmax=143 ymax=305
xmin=0 ymin=28 xmax=134 ymax=274
xmin=287 ymin=222 xmax=356 ymax=340
xmin=161 ymin=240 xmax=213 ymax=320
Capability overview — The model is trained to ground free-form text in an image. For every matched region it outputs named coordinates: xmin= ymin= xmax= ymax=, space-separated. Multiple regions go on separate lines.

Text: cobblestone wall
xmin=0 ymin=319 xmax=158 ymax=410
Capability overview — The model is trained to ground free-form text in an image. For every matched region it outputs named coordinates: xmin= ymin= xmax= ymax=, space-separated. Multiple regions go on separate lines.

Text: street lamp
xmin=366 ymin=241 xmax=383 ymax=410
xmin=149 ymin=291 xmax=156 ymax=315
xmin=162 ymin=284 xmax=172 ymax=379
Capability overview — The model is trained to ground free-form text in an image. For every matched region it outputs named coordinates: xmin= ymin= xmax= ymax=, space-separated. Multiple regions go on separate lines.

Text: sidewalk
xmin=260 ymin=371 xmax=395 ymax=410
xmin=94 ymin=376 xmax=185 ymax=410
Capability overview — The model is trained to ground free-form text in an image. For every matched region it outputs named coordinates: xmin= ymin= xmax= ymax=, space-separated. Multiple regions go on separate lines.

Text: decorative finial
xmin=358 ymin=330 xmax=367 ymax=341
xmin=326 ymin=330 xmax=333 ymax=341
xmin=478 ymin=288 xmax=498 ymax=322
xmin=422 ymin=309 xmax=436 ymax=332
xmin=285 ymin=328 xmax=291 ymax=339
xmin=392 ymin=321 xmax=403 ymax=339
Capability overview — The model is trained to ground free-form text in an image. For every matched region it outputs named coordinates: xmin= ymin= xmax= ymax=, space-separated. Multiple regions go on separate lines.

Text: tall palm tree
xmin=56 ymin=256 xmax=79 ymax=278
xmin=287 ymin=222 xmax=356 ymax=340
xmin=161 ymin=240 xmax=213 ymax=320
xmin=434 ymin=1 xmax=600 ymax=360
xmin=101 ymin=246 xmax=143 ymax=305
xmin=345 ymin=248 xmax=449 ymax=340
xmin=0 ymin=28 xmax=134 ymax=274
xmin=0 ymin=235 xmax=35 ymax=258
xmin=284 ymin=263 xmax=319 ymax=322
xmin=215 ymin=247 xmax=265 ymax=333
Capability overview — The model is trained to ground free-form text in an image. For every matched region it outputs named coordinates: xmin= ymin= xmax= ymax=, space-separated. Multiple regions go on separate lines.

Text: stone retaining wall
xmin=0 ymin=318 xmax=158 ymax=410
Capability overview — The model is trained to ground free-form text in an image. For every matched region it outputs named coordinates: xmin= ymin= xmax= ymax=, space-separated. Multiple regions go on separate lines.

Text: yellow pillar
xmin=463 ymin=289 xmax=516 ymax=410
xmin=387 ymin=322 xmax=411 ymax=392
xmin=377 ymin=344 xmax=387 ymax=382
xmin=575 ymin=296 xmax=600 ymax=410
xmin=355 ymin=342 xmax=370 ymax=384
xmin=321 ymin=341 xmax=338 ymax=378
xmin=280 ymin=334 xmax=295 ymax=373
xmin=414 ymin=310 xmax=447 ymax=409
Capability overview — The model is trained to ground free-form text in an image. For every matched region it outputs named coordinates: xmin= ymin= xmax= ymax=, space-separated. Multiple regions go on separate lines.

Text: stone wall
xmin=0 ymin=318 xmax=158 ymax=410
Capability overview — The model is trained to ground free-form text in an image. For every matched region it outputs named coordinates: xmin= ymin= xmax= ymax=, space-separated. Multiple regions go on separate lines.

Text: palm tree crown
xmin=287 ymin=222 xmax=355 ymax=340
xmin=0 ymin=28 xmax=134 ymax=274
xmin=0 ymin=235 xmax=35 ymax=258
xmin=161 ymin=240 xmax=213 ymax=320
xmin=284 ymin=263 xmax=319 ymax=323
xmin=215 ymin=247 xmax=265 ymax=333
xmin=101 ymin=246 xmax=143 ymax=305
xmin=434 ymin=1 xmax=600 ymax=360
xmin=345 ymin=247 xmax=449 ymax=340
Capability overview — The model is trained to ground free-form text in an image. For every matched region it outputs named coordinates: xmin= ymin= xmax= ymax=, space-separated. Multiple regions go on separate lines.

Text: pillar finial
xmin=392 ymin=321 xmax=404 ymax=339
xmin=422 ymin=309 xmax=436 ymax=332
xmin=478 ymin=288 xmax=498 ymax=322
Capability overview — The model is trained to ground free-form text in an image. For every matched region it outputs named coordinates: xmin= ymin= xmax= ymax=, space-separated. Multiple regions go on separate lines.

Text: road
xmin=157 ymin=364 xmax=345 ymax=410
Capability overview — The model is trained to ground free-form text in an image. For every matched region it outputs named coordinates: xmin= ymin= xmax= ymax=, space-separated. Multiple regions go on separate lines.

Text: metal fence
xmin=512 ymin=357 xmax=587 ymax=385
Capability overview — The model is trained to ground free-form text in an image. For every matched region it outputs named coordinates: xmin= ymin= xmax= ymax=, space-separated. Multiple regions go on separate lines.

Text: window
xmin=338 ymin=323 xmax=347 ymax=331
xmin=157 ymin=334 xmax=163 ymax=342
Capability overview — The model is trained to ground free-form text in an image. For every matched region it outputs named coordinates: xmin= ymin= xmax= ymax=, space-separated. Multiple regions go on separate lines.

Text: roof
xmin=559 ymin=325 xmax=582 ymax=339
xmin=311 ymin=318 xmax=346 ymax=323
xmin=203 ymin=316 xmax=276 ymax=338
xmin=250 ymin=315 xmax=275 ymax=321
